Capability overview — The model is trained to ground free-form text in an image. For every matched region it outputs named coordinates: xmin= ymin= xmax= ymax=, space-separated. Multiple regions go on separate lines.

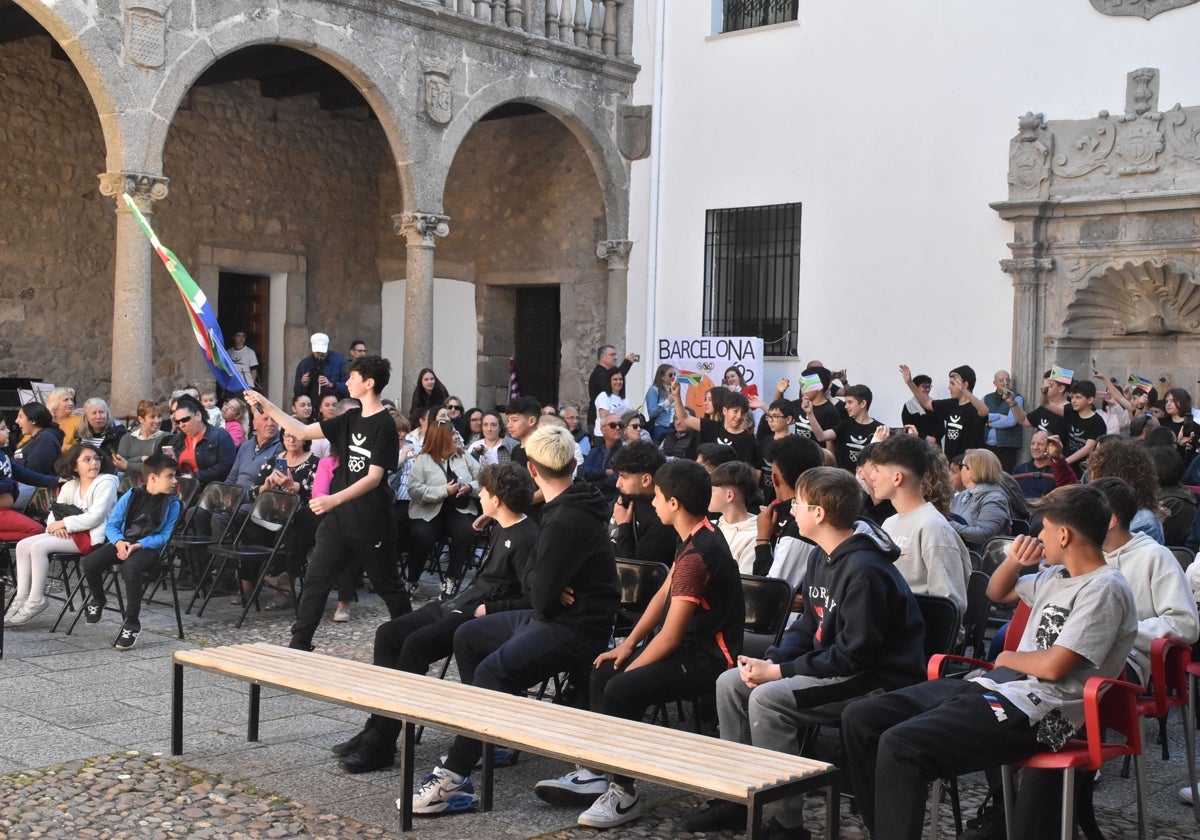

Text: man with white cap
xmin=294 ymin=332 xmax=349 ymax=402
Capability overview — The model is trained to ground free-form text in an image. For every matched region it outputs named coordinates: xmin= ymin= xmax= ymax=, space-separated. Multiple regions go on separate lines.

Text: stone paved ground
xmin=3 ymin=575 xmax=1199 ymax=839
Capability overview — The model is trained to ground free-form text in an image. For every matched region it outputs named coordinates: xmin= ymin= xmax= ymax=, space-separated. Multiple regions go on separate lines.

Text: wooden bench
xmin=172 ymin=643 xmax=841 ymax=838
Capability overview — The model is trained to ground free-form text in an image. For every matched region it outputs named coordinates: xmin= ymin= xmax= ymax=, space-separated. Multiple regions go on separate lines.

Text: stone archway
xmin=993 ymin=68 xmax=1200 ymax=398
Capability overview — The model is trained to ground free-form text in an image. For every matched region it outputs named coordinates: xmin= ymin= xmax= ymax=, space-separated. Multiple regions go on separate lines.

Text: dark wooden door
xmin=514 ymin=286 xmax=560 ymax=408
xmin=218 ymin=271 xmax=270 ymax=391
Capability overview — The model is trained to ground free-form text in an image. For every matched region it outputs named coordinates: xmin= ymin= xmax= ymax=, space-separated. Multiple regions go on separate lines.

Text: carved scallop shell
xmin=1064 ymin=260 xmax=1200 ymax=336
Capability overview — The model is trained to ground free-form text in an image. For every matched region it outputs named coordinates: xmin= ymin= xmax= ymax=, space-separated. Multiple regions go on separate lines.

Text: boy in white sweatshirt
xmin=710 ymin=461 xmax=759 ymax=574
xmin=1091 ymin=476 xmax=1198 ymax=685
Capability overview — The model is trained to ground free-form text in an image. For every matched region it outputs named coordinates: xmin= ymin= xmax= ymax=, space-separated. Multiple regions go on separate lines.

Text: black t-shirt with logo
xmin=932 ymin=398 xmax=985 ymax=460
xmin=833 ymin=418 xmax=883 ymax=471
xmin=793 ymin=399 xmax=845 ymax=443
xmin=700 ymin=418 xmax=760 ymax=466
xmin=319 ymin=408 xmax=399 ymax=541
xmin=1024 ymin=406 xmax=1067 ymax=440
xmin=1063 ymin=406 xmax=1107 ymax=464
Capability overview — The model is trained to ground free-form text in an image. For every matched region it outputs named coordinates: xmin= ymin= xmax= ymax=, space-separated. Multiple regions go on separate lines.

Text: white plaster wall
xmin=381 ymin=278 xmax=477 ymax=407
xmin=627 ymin=0 xmax=1200 ymax=422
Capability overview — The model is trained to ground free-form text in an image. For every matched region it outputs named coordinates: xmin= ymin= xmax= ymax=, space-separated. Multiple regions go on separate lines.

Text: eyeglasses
xmin=78 ymin=456 xmax=102 ymax=464
xmin=766 ymin=413 xmax=787 ymax=420
xmin=447 ymin=404 xmax=463 ymax=411
xmin=790 ymin=500 xmax=822 ymax=513
xmin=627 ymin=423 xmax=642 ymax=430
xmin=283 ymin=433 xmax=300 ymax=441
xmin=605 ymin=422 xmax=625 ymax=430
xmin=665 ymin=373 xmax=677 ymax=379
xmin=172 ymin=415 xmax=194 ymax=425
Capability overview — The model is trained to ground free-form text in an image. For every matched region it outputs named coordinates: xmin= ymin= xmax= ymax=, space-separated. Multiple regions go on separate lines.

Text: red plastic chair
xmin=1002 ymin=677 xmax=1146 ymax=840
xmin=1185 ymin=658 xmax=1200 ymax=823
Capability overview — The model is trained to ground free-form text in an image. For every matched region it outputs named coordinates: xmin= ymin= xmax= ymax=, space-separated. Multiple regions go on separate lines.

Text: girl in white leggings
xmin=6 ymin=443 xmax=119 ymax=626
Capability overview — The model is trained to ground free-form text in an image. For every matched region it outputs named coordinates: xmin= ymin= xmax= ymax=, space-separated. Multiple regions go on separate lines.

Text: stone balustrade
xmin=438 ymin=0 xmax=632 ymax=58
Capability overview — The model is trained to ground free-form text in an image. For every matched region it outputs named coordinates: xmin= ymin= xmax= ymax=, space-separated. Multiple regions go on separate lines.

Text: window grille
xmin=722 ymin=0 xmax=799 ymax=33
xmin=703 ymin=203 xmax=801 ymax=358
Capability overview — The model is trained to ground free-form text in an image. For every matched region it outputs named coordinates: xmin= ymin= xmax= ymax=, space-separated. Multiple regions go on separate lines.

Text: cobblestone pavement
xmin=3 ymin=575 xmax=1199 ymax=839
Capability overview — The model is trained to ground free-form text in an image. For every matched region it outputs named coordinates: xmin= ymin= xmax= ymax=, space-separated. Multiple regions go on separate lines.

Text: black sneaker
xmin=342 ymin=746 xmax=396 ymax=774
xmin=332 ymin=732 xmax=365 ymax=757
xmin=84 ymin=601 xmax=105 ymax=626
xmin=682 ymin=799 xmax=748 ymax=832
xmin=114 ymin=620 xmax=141 ymax=651
xmin=960 ymin=798 xmax=1006 ymax=840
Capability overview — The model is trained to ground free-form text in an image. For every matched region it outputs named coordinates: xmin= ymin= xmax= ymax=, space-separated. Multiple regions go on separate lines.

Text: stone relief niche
xmin=993 ymin=69 xmax=1200 ymax=399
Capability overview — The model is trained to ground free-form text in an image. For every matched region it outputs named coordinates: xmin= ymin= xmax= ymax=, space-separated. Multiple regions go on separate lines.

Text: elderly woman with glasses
xmin=620 ymin=410 xmax=650 ymax=444
xmin=5 ymin=443 xmax=120 ymax=627
xmin=160 ymin=394 xmax=236 ymax=486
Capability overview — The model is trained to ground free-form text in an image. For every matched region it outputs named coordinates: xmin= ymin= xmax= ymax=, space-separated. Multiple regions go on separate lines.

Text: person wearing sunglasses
xmin=579 ymin=412 xmax=625 ymax=499
xmin=159 ymin=394 xmax=236 ymax=486
xmin=620 ymin=410 xmax=649 ymax=445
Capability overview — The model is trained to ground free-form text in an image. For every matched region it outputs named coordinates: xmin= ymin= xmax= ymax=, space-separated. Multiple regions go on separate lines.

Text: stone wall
xmin=0 ymin=35 xmax=397 ymax=404
xmin=438 ymin=111 xmax=608 ymax=409
xmin=0 ymin=37 xmax=111 ymax=396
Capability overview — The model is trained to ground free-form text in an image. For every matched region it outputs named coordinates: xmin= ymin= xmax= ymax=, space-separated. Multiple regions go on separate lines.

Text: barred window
xmin=703 ymin=203 xmax=801 ymax=358
xmin=722 ymin=0 xmax=799 ymax=33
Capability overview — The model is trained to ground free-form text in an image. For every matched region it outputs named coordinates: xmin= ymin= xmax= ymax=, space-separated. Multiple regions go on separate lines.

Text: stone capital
xmin=1000 ymin=257 xmax=1054 ymax=285
xmin=393 ymin=212 xmax=450 ymax=247
xmin=596 ymin=239 xmax=633 ymax=270
xmin=99 ymin=171 xmax=169 ymax=212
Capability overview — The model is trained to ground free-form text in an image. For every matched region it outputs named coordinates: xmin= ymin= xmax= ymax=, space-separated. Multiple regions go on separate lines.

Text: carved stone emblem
xmin=617 ymin=105 xmax=651 ymax=161
xmin=1008 ymin=112 xmax=1052 ymax=199
xmin=1114 ymin=114 xmax=1164 ymax=174
xmin=123 ymin=1 xmax=167 ymax=69
xmin=1126 ymin=68 xmax=1159 ymax=115
xmin=422 ymin=59 xmax=453 ymax=127
xmin=1065 ymin=260 xmax=1200 ymax=336
xmin=1090 ymin=0 xmax=1199 ymax=19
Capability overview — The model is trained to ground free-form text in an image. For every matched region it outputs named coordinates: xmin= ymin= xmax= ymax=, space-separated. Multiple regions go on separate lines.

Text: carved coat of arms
xmin=1090 ymin=0 xmax=1200 ymax=19
xmin=422 ymin=60 xmax=453 ymax=127
xmin=124 ymin=1 xmax=167 ymax=69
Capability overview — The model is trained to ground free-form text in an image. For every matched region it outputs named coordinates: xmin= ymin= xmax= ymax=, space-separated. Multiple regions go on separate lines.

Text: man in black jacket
xmin=408 ymin=425 xmax=621 ymax=817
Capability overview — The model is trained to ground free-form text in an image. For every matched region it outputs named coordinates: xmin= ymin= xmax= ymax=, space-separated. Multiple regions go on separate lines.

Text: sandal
xmin=229 ymin=593 xmax=245 ymax=606
xmin=264 ymin=593 xmax=293 ymax=611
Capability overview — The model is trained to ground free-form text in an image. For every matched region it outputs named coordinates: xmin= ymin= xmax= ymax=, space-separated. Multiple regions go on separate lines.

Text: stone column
xmin=98 ymin=172 xmax=169 ymax=416
xmin=1000 ymin=256 xmax=1053 ymax=399
xmin=394 ymin=211 xmax=450 ymax=395
xmin=596 ymin=239 xmax=633 ymax=353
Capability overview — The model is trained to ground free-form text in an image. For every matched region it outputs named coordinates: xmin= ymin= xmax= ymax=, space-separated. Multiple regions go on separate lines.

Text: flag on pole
xmin=508 ymin=358 xmax=520 ymax=400
xmin=121 ymin=194 xmax=250 ymax=394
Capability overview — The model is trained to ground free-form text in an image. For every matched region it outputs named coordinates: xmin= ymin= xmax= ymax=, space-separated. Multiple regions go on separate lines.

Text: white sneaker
xmin=534 ymin=765 xmax=610 ymax=807
xmin=577 ymin=781 xmax=641 ymax=828
xmin=4 ymin=597 xmax=26 ymax=621
xmin=7 ymin=599 xmax=47 ymax=626
xmin=406 ymin=767 xmax=476 ymax=815
xmin=1180 ymin=784 xmax=1197 ymax=805
xmin=333 ymin=605 xmax=351 ymax=622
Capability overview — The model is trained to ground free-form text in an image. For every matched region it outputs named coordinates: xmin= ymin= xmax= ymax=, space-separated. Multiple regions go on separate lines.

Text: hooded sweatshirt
xmin=1103 ymin=531 xmax=1199 ymax=683
xmin=523 ymin=481 xmax=621 ymax=638
xmin=765 ymin=519 xmax=926 ymax=690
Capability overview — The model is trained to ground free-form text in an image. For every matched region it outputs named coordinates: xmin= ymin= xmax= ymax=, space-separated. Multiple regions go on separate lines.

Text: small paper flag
xmin=800 ymin=373 xmax=823 ymax=394
xmin=1049 ymin=365 xmax=1074 ymax=385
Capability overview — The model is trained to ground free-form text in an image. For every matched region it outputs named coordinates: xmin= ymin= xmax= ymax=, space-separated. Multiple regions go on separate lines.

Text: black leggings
xmin=408 ymin=506 xmax=475 ymax=582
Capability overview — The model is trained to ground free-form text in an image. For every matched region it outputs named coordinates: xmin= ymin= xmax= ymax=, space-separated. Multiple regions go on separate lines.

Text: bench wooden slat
xmin=174 ymin=644 xmax=837 ymax=803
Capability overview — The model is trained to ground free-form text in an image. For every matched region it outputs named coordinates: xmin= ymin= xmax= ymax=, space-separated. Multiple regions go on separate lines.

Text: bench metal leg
xmin=747 ymin=791 xmax=763 ymax=839
xmin=827 ymin=781 xmax=841 ymax=839
xmin=399 ymin=721 xmax=415 ymax=832
xmin=171 ymin=663 xmax=184 ymax=755
xmin=482 ymin=743 xmax=494 ymax=812
xmin=248 ymin=683 xmax=260 ymax=742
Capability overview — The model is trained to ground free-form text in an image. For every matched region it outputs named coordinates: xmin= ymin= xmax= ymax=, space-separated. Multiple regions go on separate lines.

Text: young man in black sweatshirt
xmin=408 ymin=425 xmax=620 ymax=817
xmin=687 ymin=467 xmax=926 ymax=836
xmin=333 ymin=462 xmax=540 ymax=774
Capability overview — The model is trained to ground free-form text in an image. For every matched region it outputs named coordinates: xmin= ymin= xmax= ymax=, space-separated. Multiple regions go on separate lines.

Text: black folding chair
xmin=1168 ymin=545 xmax=1194 ymax=572
xmin=960 ymin=570 xmax=991 ymax=659
xmin=179 ymin=482 xmax=247 ymax=614
xmin=195 ymin=490 xmax=302 ymax=627
xmin=740 ymin=573 xmax=795 ymax=658
xmin=614 ymin=557 xmax=670 ymax=639
xmin=59 ymin=476 xmax=202 ymax=638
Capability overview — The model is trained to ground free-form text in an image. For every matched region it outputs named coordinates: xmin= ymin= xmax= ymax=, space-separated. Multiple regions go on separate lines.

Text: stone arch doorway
xmin=154 ymin=44 xmax=403 ymax=403
xmin=0 ymin=5 xmax=118 ymax=400
xmin=436 ymin=102 xmax=611 ymax=411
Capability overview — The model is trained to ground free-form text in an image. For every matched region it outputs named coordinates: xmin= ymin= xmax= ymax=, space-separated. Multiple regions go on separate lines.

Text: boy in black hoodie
xmin=334 ymin=462 xmax=539 ymax=774
xmin=409 ymin=425 xmax=620 ymax=817
xmin=610 ymin=440 xmax=676 ymax=568
xmin=687 ymin=466 xmax=925 ymax=836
